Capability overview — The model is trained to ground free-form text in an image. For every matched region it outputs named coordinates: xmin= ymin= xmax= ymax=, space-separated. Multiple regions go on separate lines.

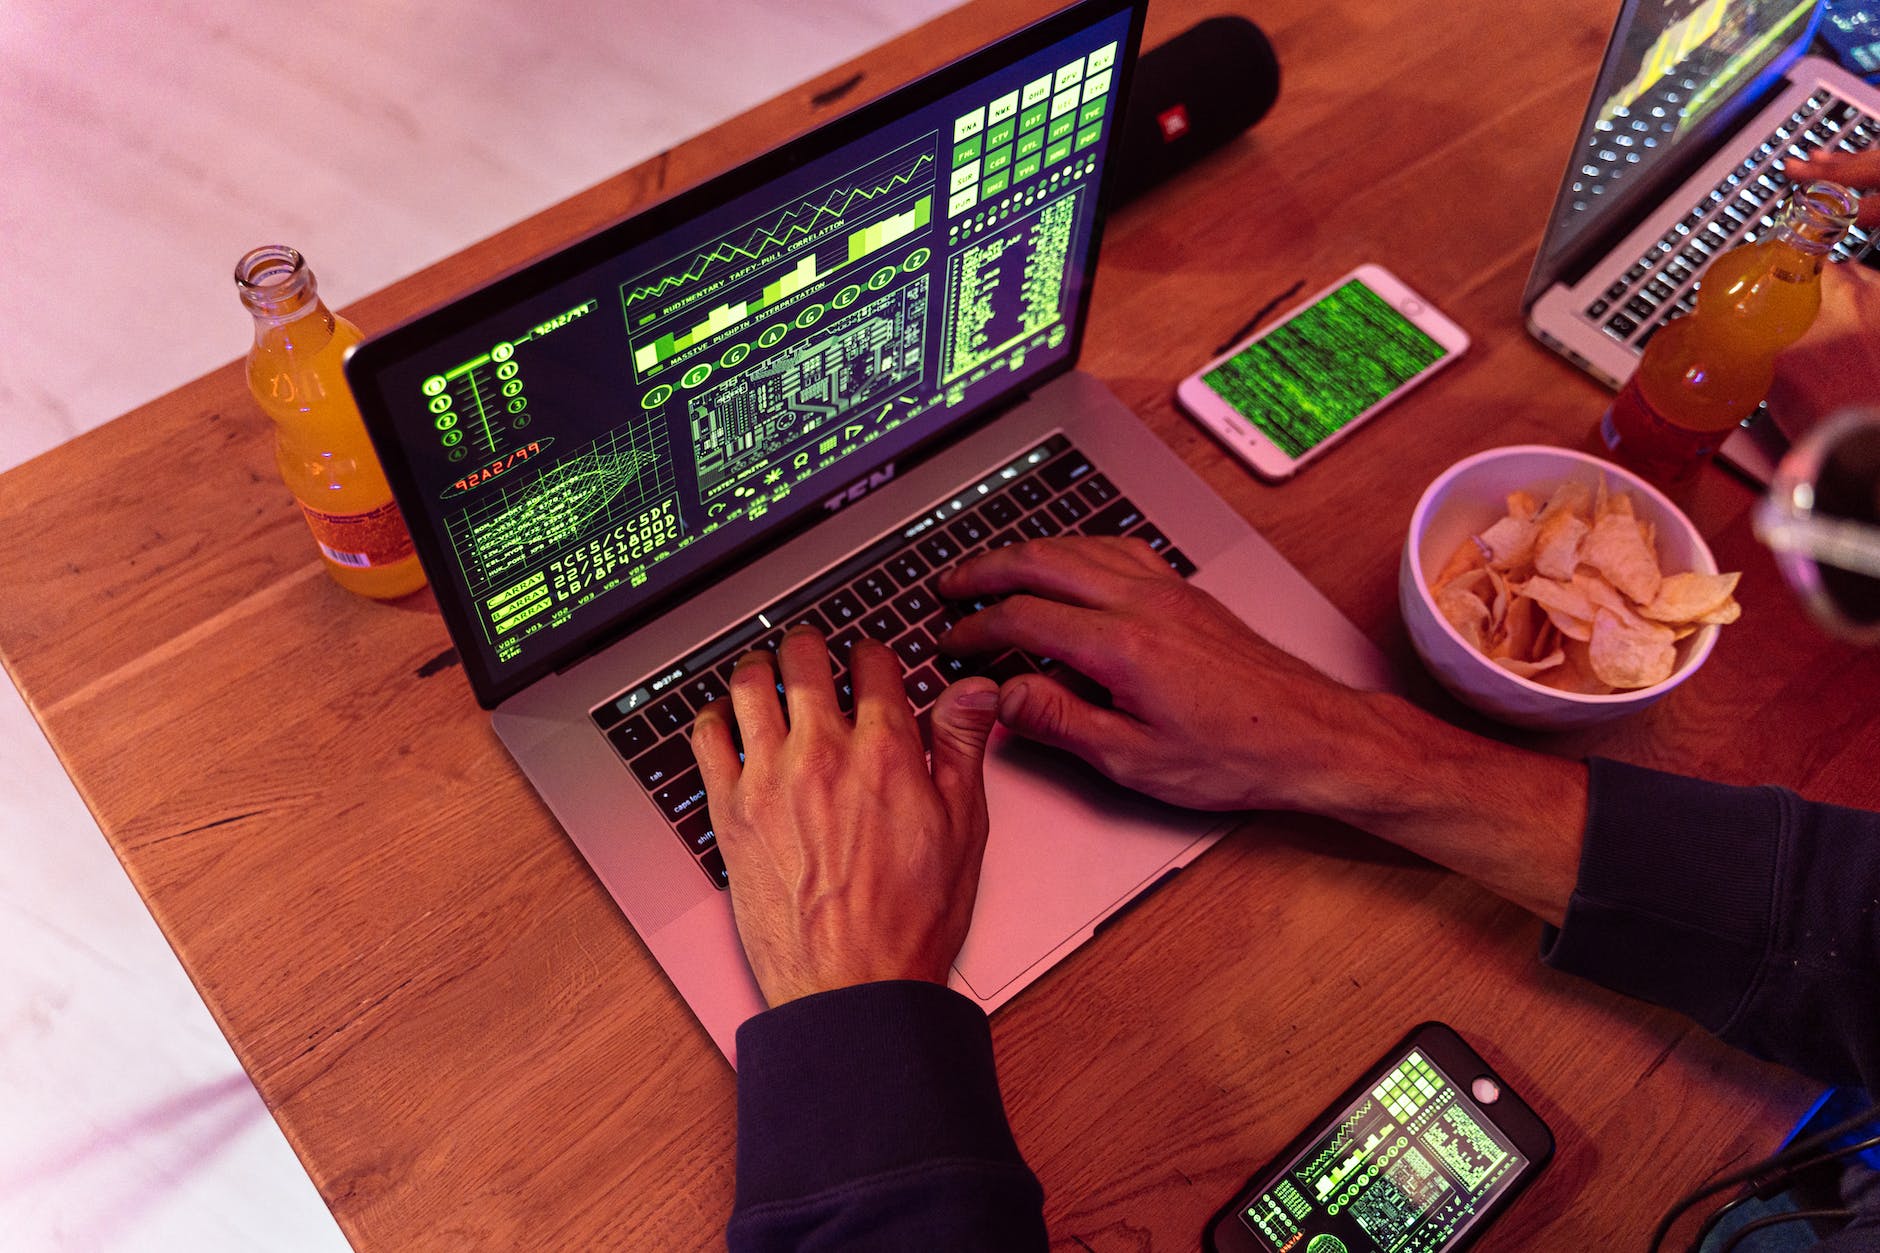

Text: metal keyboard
xmin=1586 ymin=92 xmax=1878 ymax=349
xmin=586 ymin=434 xmax=1195 ymax=891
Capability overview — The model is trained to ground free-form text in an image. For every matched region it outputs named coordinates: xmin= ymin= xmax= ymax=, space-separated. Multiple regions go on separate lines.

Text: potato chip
xmin=1534 ymin=619 xmax=1560 ymax=659
xmin=1515 ymin=576 xmax=1596 ymax=640
xmin=1490 ymin=595 xmax=1543 ymax=662
xmin=1433 ymin=537 xmax=1486 ymax=587
xmin=1444 ymin=567 xmax=1493 ymax=603
xmin=1537 ymin=636 xmax=1615 ymax=695
xmin=1538 ymin=479 xmax=1593 ymax=522
xmin=1581 ymin=510 xmax=1663 ymax=605
xmin=1426 ymin=469 xmax=1740 ymax=693
xmin=1477 ymin=513 xmax=1539 ymax=570
xmin=1532 ymin=508 xmax=1589 ymax=581
xmin=1588 ymin=608 xmax=1677 ymax=689
xmin=1486 ymin=566 xmax=1510 ymax=625
xmin=1437 ymin=585 xmax=1491 ymax=649
xmin=1494 ymin=649 xmax=1566 ymax=678
xmin=1567 ymin=568 xmax=1630 ymax=621
xmin=1638 ymin=570 xmax=1741 ymax=623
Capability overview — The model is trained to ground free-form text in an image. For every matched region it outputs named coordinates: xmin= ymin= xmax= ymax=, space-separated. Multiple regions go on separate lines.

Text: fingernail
xmin=997 ymin=680 xmax=1028 ymax=719
xmin=955 ymin=686 xmax=999 ymax=711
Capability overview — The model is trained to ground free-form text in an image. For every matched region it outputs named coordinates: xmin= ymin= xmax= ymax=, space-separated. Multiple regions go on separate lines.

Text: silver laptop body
xmin=1524 ymin=0 xmax=1878 ymax=483
xmin=347 ymin=0 xmax=1389 ymax=1063
xmin=495 ymin=374 xmax=1391 ymax=1060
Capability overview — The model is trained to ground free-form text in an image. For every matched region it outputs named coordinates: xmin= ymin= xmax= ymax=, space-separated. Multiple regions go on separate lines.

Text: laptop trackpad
xmin=952 ymin=728 xmax=1220 ymax=1001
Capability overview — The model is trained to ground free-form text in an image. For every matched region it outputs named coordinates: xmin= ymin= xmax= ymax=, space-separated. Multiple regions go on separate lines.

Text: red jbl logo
xmin=1157 ymin=103 xmax=1191 ymax=141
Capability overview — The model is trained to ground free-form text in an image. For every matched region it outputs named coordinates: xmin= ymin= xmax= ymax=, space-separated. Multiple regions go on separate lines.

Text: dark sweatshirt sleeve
xmin=1540 ymin=757 xmax=1880 ymax=1091
xmin=727 ymin=980 xmax=1046 ymax=1253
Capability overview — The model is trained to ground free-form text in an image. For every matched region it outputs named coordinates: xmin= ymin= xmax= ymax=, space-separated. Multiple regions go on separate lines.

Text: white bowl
xmin=1399 ymin=445 xmax=1720 ymax=730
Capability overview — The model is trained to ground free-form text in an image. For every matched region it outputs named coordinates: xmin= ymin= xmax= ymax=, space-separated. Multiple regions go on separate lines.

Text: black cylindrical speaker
xmin=1114 ymin=16 xmax=1281 ymax=204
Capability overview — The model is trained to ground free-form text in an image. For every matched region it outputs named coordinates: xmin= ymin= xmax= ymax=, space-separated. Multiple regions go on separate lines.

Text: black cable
xmin=1714 ymin=1208 xmax=1854 ymax=1253
xmin=1686 ymin=1130 xmax=1880 ymax=1252
xmin=1689 ymin=1192 xmax=1760 ymax=1252
xmin=1650 ymin=1102 xmax=1880 ymax=1253
xmin=1211 ymin=280 xmax=1305 ymax=355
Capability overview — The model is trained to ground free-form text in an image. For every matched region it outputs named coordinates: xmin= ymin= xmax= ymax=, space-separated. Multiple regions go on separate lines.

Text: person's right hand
xmin=935 ymin=536 xmax=1399 ymax=815
xmin=1768 ymin=150 xmax=1880 ymax=441
xmin=936 ymin=536 xmax=1591 ymax=926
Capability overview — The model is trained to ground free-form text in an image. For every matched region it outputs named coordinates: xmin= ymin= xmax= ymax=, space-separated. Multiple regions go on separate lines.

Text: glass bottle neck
xmin=1772 ymin=180 xmax=1861 ymax=258
xmin=237 ymin=245 xmax=334 ymax=337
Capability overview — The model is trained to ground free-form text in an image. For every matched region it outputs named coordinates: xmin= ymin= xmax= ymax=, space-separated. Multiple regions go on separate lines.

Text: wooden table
xmin=4 ymin=0 xmax=1875 ymax=1247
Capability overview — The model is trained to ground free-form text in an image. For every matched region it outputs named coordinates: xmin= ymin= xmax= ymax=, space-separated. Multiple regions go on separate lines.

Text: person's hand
xmin=935 ymin=537 xmax=1396 ymax=815
xmin=935 ymin=536 xmax=1589 ymax=926
xmin=690 ymin=628 xmax=1000 ymax=1008
xmin=1769 ymin=151 xmax=1880 ymax=441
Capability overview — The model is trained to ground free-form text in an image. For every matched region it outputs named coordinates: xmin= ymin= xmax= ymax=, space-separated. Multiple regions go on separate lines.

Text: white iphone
xmin=1176 ymin=264 xmax=1470 ymax=481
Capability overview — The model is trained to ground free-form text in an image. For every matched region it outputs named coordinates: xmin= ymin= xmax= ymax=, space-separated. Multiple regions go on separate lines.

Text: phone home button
xmin=1403 ymin=299 xmax=1425 ymax=316
xmin=1471 ymin=1076 xmax=1501 ymax=1104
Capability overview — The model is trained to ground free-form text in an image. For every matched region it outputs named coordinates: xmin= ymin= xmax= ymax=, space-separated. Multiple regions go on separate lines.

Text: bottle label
xmin=299 ymin=500 xmax=415 ymax=569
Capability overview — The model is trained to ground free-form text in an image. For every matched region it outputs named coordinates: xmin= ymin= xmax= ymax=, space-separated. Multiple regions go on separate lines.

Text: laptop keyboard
xmin=1587 ymin=92 xmax=1878 ymax=348
xmin=587 ymin=434 xmax=1196 ymax=890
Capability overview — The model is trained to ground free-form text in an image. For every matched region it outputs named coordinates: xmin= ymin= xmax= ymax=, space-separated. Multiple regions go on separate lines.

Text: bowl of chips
xmin=1400 ymin=445 xmax=1740 ymax=730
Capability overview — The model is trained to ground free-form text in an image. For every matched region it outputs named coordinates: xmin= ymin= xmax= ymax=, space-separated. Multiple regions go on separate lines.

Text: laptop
xmin=1524 ymin=0 xmax=1878 ymax=483
xmin=345 ymin=0 xmax=1392 ymax=1064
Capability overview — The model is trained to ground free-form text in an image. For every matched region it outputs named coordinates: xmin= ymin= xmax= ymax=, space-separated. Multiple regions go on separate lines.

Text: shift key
xmin=653 ymin=768 xmax=710 ymax=823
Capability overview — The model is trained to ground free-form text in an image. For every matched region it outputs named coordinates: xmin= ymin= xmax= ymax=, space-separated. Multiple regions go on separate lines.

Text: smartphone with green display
xmin=1203 ymin=1022 xmax=1554 ymax=1253
xmin=1176 ymin=264 xmax=1468 ymax=481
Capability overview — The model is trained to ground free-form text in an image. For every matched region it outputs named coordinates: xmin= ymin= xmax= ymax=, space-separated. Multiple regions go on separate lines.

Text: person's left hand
xmin=1768 ymin=152 xmax=1880 ymax=440
xmin=1768 ymin=260 xmax=1880 ymax=441
xmin=690 ymin=628 xmax=1000 ymax=1007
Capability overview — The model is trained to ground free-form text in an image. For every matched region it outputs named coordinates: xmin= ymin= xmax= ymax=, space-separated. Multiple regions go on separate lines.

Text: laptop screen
xmin=348 ymin=0 xmax=1141 ymax=706
xmin=1529 ymin=0 xmax=1819 ymax=290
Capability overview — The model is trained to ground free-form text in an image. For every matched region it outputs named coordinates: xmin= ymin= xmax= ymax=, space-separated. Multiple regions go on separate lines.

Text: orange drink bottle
xmin=1599 ymin=180 xmax=1860 ymax=487
xmin=236 ymin=245 xmax=426 ymax=599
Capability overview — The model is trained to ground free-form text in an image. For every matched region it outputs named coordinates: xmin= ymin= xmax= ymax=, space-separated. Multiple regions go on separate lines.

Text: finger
xmin=1113 ymin=535 xmax=1174 ymax=576
xmin=937 ymin=537 xmax=1152 ymax=608
xmin=927 ymin=679 xmax=1000 ymax=836
xmin=690 ymin=704 xmax=742 ymax=797
xmin=997 ymin=673 xmax=1151 ymax=777
xmin=776 ymin=626 xmax=840 ymax=728
xmin=847 ymin=636 xmax=918 ymax=741
xmin=727 ymin=649 xmax=787 ymax=755
xmin=942 ymin=594 xmax=1131 ymax=687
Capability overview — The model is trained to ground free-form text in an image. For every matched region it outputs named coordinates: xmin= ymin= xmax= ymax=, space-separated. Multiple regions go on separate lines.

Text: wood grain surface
xmin=3 ymin=0 xmax=1874 ymax=1248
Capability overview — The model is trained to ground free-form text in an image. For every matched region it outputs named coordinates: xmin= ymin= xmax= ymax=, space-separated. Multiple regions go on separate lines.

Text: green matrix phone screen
xmin=1240 ymin=1048 xmax=1526 ymax=1252
xmin=1202 ymin=279 xmax=1446 ymax=459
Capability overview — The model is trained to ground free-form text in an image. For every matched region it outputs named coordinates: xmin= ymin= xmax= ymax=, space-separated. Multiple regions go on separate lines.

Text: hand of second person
xmin=691 ymin=628 xmax=1000 ymax=1008
xmin=1769 ymin=150 xmax=1880 ymax=441
xmin=937 ymin=537 xmax=1395 ymax=814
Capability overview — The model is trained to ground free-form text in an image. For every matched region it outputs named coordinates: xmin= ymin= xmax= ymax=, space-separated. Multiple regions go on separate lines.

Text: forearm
xmin=1292 ymin=691 xmax=1585 ymax=928
xmin=730 ymin=982 xmax=1046 ymax=1252
xmin=1544 ymin=760 xmax=1880 ymax=1090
